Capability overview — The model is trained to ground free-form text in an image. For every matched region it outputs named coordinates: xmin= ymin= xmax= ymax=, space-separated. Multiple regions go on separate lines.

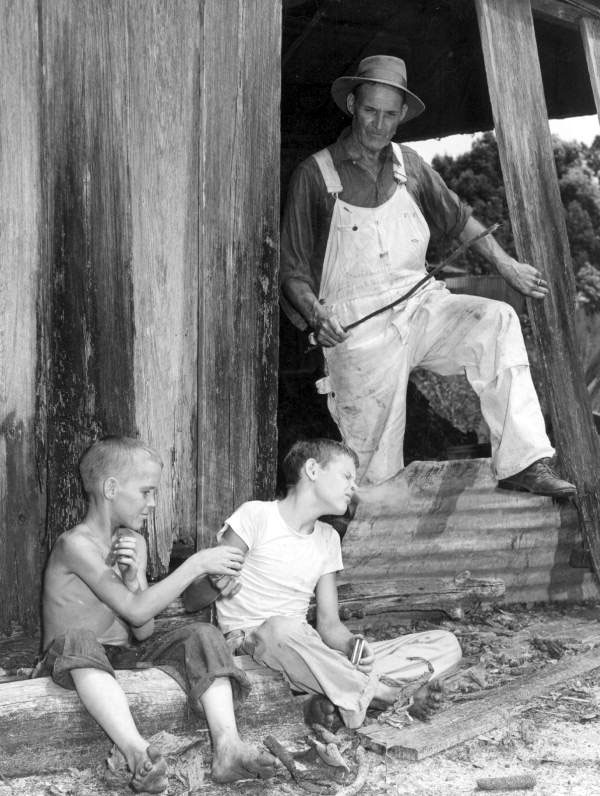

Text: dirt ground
xmin=3 ymin=602 xmax=600 ymax=796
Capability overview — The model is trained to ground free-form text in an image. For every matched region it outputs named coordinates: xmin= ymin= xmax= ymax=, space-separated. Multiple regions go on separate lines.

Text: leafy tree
xmin=428 ymin=131 xmax=600 ymax=308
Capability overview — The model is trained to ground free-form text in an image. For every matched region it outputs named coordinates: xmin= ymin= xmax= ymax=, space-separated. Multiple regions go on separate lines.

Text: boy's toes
xmin=305 ymin=695 xmax=336 ymax=730
xmin=131 ymin=746 xmax=168 ymax=794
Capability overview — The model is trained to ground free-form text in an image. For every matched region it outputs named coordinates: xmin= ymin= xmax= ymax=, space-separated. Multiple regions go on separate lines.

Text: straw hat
xmin=331 ymin=55 xmax=425 ymax=123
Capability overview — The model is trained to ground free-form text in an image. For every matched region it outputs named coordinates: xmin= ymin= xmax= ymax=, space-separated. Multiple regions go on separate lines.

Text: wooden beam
xmin=0 ymin=0 xmax=45 ymax=634
xmin=197 ymin=0 xmax=280 ymax=544
xmin=474 ymin=0 xmax=600 ymax=583
xmin=0 ymin=657 xmax=304 ymax=778
xmin=532 ymin=0 xmax=600 ymax=26
xmin=580 ymin=16 xmax=600 ymax=128
xmin=358 ymin=648 xmax=600 ymax=759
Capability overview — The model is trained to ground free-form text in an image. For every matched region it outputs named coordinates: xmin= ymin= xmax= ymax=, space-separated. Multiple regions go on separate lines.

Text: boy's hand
xmin=191 ymin=545 xmax=245 ymax=577
xmin=348 ymin=636 xmax=375 ymax=674
xmin=208 ymin=574 xmax=242 ymax=598
xmin=110 ymin=533 xmax=141 ymax=589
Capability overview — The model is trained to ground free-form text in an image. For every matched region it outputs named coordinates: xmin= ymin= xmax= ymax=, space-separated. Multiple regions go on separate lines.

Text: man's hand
xmin=190 ymin=545 xmax=245 ymax=578
xmin=496 ymin=257 xmax=549 ymax=299
xmin=312 ymin=302 xmax=350 ymax=347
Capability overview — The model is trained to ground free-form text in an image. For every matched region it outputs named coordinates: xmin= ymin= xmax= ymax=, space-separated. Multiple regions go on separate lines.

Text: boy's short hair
xmin=282 ymin=438 xmax=359 ymax=487
xmin=79 ymin=436 xmax=163 ymax=495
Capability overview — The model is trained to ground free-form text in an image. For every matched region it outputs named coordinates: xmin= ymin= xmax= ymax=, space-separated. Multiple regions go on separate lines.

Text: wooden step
xmin=340 ymin=458 xmax=597 ymax=605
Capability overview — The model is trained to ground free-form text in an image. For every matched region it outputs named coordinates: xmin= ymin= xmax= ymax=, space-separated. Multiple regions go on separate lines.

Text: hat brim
xmin=331 ymin=76 xmax=425 ymax=124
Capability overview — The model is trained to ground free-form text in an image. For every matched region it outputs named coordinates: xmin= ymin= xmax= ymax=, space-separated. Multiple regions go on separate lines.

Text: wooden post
xmin=197 ymin=0 xmax=281 ymax=544
xmin=475 ymin=0 xmax=600 ymax=576
xmin=0 ymin=0 xmax=45 ymax=633
xmin=580 ymin=16 xmax=600 ymax=124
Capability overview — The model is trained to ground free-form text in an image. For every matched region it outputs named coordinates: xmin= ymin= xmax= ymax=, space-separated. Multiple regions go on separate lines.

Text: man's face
xmin=348 ymin=83 xmax=407 ymax=154
xmin=314 ymin=454 xmax=357 ymax=516
xmin=109 ymin=454 xmax=162 ymax=531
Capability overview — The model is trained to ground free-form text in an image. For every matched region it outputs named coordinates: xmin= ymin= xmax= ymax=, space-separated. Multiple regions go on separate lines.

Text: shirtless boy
xmin=206 ymin=438 xmax=462 ymax=729
xmin=41 ymin=436 xmax=276 ymax=793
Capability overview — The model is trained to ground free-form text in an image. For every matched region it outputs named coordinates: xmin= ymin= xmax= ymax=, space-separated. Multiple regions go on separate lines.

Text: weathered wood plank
xmin=358 ymin=650 xmax=600 ymax=759
xmin=0 ymin=657 xmax=303 ymax=778
xmin=40 ymin=0 xmax=136 ymax=546
xmin=335 ymin=576 xmax=505 ymax=619
xmin=475 ymin=0 xmax=600 ymax=582
xmin=126 ymin=1 xmax=201 ymax=573
xmin=0 ymin=0 xmax=45 ymax=634
xmin=197 ymin=0 xmax=281 ymax=545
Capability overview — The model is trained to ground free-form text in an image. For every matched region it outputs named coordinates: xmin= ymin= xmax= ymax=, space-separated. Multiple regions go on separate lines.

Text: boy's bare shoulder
xmin=49 ymin=523 xmax=106 ymax=568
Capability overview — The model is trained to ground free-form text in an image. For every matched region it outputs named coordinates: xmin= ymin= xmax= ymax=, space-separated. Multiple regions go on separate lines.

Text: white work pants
xmin=323 ymin=287 xmax=554 ymax=485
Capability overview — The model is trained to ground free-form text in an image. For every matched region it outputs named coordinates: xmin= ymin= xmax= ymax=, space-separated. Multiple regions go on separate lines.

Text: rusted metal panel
xmin=340 ymin=459 xmax=598 ymax=605
xmin=0 ymin=0 xmax=45 ymax=633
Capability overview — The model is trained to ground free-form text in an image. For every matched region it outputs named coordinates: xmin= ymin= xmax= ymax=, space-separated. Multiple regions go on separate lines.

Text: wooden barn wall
xmin=0 ymin=0 xmax=45 ymax=633
xmin=0 ymin=0 xmax=281 ymax=633
xmin=197 ymin=0 xmax=281 ymax=546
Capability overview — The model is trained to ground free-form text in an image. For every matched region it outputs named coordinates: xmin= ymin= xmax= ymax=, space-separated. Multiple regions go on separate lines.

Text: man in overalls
xmin=280 ymin=55 xmax=575 ymax=498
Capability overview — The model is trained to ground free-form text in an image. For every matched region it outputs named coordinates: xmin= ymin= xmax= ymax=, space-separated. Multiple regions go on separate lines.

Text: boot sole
xmin=497 ymin=481 xmax=576 ymax=498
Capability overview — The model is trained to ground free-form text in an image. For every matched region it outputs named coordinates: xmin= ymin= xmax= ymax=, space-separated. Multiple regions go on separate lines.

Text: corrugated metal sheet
xmin=339 ymin=458 xmax=598 ymax=605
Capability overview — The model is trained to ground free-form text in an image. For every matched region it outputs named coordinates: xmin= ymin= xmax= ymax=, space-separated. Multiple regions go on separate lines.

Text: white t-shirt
xmin=215 ymin=500 xmax=344 ymax=634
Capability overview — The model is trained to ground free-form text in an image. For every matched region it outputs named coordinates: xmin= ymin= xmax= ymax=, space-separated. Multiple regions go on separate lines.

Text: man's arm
xmin=283 ymin=279 xmax=349 ymax=346
xmin=314 ymin=573 xmax=374 ymax=673
xmin=61 ymin=533 xmax=245 ymax=627
xmin=458 ymin=216 xmax=549 ymax=300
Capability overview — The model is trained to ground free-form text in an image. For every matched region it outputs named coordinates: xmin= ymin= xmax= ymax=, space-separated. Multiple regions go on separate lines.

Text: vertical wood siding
xmin=0 ymin=0 xmax=45 ymax=632
xmin=197 ymin=0 xmax=281 ymax=545
xmin=127 ymin=1 xmax=201 ymax=572
xmin=0 ymin=0 xmax=281 ymax=631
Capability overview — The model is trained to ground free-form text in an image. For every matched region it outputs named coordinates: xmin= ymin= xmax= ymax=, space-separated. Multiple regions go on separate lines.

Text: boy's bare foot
xmin=211 ymin=740 xmax=277 ymax=783
xmin=130 ymin=745 xmax=168 ymax=794
xmin=304 ymin=694 xmax=336 ymax=730
xmin=407 ymin=679 xmax=444 ymax=721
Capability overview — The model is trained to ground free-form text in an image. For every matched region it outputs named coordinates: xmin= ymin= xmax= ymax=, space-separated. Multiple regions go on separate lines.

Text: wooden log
xmin=358 ymin=648 xmax=600 ymax=760
xmin=197 ymin=0 xmax=281 ymax=545
xmin=0 ymin=656 xmax=303 ymax=778
xmin=335 ymin=576 xmax=505 ymax=618
xmin=474 ymin=0 xmax=600 ymax=583
xmin=0 ymin=0 xmax=45 ymax=634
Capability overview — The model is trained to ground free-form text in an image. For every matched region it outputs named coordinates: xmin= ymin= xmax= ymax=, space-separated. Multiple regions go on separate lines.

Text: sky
xmin=405 ymin=114 xmax=600 ymax=164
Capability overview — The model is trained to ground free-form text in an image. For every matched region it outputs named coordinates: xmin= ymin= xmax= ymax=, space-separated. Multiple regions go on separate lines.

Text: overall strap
xmin=390 ymin=142 xmax=408 ymax=184
xmin=312 ymin=148 xmax=343 ymax=196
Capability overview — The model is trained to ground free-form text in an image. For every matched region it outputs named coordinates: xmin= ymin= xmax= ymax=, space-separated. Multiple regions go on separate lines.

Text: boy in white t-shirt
xmin=205 ymin=439 xmax=462 ymax=729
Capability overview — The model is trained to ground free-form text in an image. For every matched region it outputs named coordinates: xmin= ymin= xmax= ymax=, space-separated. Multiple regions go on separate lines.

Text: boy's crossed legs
xmin=236 ymin=616 xmax=461 ymax=729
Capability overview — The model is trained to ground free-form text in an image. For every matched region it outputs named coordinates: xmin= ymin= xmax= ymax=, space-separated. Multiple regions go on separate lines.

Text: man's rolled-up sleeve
xmin=280 ymin=160 xmax=331 ymax=329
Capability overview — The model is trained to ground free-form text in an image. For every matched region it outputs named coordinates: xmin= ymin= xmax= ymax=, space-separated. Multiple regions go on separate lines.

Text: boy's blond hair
xmin=79 ymin=436 xmax=163 ymax=495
